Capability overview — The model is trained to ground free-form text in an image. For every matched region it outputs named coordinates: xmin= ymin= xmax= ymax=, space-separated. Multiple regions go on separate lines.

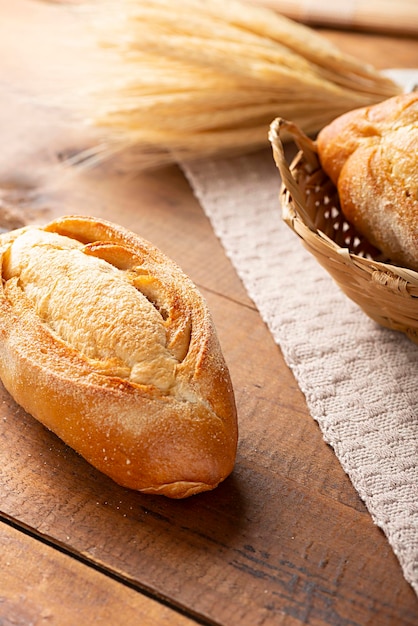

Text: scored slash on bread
xmin=0 ymin=215 xmax=238 ymax=498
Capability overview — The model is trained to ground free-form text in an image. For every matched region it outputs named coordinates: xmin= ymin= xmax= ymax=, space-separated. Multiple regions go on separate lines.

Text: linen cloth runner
xmin=181 ymin=145 xmax=418 ymax=595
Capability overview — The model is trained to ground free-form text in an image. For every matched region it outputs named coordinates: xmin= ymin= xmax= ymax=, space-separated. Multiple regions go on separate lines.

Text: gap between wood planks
xmin=0 ymin=513 xmax=220 ymax=626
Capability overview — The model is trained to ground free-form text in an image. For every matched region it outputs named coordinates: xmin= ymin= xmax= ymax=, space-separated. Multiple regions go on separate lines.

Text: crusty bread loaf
xmin=0 ymin=216 xmax=238 ymax=497
xmin=316 ymin=93 xmax=418 ymax=270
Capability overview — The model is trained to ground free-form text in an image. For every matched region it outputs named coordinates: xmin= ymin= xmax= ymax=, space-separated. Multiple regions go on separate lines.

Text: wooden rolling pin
xmin=249 ymin=0 xmax=418 ymax=35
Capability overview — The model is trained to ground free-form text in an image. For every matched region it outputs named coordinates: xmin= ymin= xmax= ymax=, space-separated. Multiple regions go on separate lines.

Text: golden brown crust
xmin=316 ymin=93 xmax=418 ymax=270
xmin=0 ymin=216 xmax=238 ymax=497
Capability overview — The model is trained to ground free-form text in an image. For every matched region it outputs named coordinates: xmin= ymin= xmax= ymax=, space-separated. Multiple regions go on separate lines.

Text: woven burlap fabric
xmin=182 ymin=148 xmax=418 ymax=595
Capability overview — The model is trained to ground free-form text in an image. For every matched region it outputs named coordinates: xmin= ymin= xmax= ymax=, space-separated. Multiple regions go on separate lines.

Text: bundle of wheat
xmin=77 ymin=0 xmax=400 ymax=168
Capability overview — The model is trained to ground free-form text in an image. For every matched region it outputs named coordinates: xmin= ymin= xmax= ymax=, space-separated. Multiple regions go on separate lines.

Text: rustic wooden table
xmin=1 ymin=2 xmax=418 ymax=625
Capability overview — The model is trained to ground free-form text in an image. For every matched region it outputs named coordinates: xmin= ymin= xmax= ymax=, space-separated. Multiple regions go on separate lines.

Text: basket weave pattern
xmin=269 ymin=118 xmax=418 ymax=344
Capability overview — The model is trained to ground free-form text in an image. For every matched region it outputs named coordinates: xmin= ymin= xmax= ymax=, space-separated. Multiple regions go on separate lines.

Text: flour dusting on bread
xmin=317 ymin=93 xmax=418 ymax=270
xmin=3 ymin=229 xmax=178 ymax=390
xmin=0 ymin=216 xmax=238 ymax=497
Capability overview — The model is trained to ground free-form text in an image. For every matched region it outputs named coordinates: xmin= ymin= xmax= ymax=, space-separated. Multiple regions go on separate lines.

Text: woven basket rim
xmin=269 ymin=117 xmax=418 ymax=288
xmin=268 ymin=116 xmax=418 ymax=342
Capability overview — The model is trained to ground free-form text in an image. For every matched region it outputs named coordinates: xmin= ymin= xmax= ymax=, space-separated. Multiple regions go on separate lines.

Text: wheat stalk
xmin=78 ymin=0 xmax=401 ymax=168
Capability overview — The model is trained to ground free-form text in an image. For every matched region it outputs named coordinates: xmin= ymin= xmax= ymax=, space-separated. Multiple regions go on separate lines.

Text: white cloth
xmin=182 ymin=146 xmax=418 ymax=595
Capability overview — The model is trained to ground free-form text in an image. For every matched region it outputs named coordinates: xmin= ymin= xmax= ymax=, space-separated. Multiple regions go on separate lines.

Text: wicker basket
xmin=269 ymin=117 xmax=418 ymax=344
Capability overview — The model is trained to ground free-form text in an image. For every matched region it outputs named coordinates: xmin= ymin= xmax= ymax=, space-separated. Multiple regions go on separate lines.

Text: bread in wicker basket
xmin=269 ymin=117 xmax=418 ymax=344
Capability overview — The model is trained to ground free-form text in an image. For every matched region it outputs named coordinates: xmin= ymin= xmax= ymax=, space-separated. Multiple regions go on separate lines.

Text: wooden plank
xmin=0 ymin=2 xmax=418 ymax=625
xmin=2 ymin=291 xmax=418 ymax=625
xmin=0 ymin=521 xmax=197 ymax=626
xmin=319 ymin=29 xmax=418 ymax=69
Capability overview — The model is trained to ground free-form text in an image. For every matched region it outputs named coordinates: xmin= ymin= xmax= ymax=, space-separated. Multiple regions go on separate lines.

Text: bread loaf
xmin=316 ymin=93 xmax=418 ymax=270
xmin=0 ymin=216 xmax=238 ymax=497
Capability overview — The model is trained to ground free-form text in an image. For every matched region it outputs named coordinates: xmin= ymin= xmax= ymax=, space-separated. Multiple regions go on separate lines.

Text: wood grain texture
xmin=0 ymin=522 xmax=195 ymax=626
xmin=2 ymin=286 xmax=417 ymax=625
xmin=1 ymin=1 xmax=418 ymax=625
